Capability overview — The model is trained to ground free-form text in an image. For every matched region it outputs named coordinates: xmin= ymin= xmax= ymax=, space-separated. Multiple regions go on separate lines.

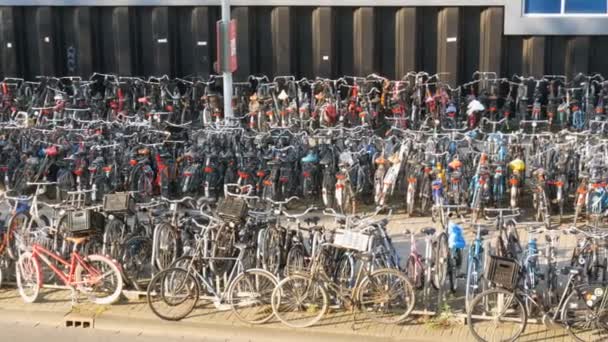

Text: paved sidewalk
xmin=0 ymin=286 xmax=573 ymax=341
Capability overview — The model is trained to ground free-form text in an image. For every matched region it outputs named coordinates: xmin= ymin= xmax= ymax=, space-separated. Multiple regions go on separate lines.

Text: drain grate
xmin=64 ymin=314 xmax=94 ymax=328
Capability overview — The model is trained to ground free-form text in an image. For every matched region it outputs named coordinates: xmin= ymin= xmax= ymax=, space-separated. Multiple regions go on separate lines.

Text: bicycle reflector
xmin=203 ymin=166 xmax=213 ymax=173
xmin=336 ymin=173 xmax=346 ymax=180
xmin=129 ymin=159 xmax=138 ymax=166
xmin=302 ymin=171 xmax=311 ymax=178
xmin=103 ymin=166 xmax=112 ymax=173
xmin=407 ymin=177 xmax=417 ymax=184
xmin=256 ymin=171 xmax=266 ymax=177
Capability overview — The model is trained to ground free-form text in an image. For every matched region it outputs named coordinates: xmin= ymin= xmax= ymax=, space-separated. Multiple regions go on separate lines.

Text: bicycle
xmin=146 ymin=216 xmax=278 ymax=324
xmin=15 ymin=234 xmax=123 ymax=304
xmin=464 ymin=223 xmax=491 ymax=312
xmin=467 ymin=252 xmax=608 ymax=342
xmin=271 ymin=237 xmax=415 ymax=328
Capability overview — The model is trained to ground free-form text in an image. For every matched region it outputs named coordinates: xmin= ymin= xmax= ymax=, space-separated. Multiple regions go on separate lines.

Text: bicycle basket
xmin=217 ymin=197 xmax=248 ymax=223
xmin=333 ymin=229 xmax=373 ymax=252
xmin=103 ymin=192 xmax=133 ymax=212
xmin=485 ymin=255 xmax=520 ymax=289
xmin=67 ymin=210 xmax=105 ymax=236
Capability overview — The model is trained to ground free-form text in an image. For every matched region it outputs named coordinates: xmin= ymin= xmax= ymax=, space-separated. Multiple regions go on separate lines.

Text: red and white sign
xmin=216 ymin=19 xmax=238 ymax=73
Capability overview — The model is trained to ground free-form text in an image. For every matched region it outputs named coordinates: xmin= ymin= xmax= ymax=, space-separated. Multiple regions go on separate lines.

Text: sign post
xmin=220 ymin=0 xmax=234 ymax=119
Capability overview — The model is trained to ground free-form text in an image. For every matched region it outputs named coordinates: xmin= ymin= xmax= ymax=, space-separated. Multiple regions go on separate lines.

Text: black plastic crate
xmin=485 ymin=255 xmax=520 ymax=289
xmin=217 ymin=197 xmax=248 ymax=223
xmin=67 ymin=210 xmax=105 ymax=236
xmin=103 ymin=192 xmax=133 ymax=212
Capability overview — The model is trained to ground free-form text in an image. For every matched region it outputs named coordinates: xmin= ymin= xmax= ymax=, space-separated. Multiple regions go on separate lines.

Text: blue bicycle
xmin=464 ymin=223 xmax=490 ymax=312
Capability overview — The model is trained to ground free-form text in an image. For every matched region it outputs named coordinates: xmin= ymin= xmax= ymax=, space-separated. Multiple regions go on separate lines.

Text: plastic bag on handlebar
xmin=448 ymin=222 xmax=466 ymax=249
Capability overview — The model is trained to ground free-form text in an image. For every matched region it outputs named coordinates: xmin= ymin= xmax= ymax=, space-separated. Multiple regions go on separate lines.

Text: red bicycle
xmin=16 ymin=235 xmax=123 ymax=304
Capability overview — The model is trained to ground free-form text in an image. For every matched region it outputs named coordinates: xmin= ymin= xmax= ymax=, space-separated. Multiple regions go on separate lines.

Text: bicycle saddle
xmin=421 ymin=227 xmax=436 ymax=236
xmin=234 ymin=243 xmax=248 ymax=250
xmin=65 ymin=235 xmax=90 ymax=245
xmin=480 ymin=229 xmax=489 ymax=237
xmin=305 ymin=216 xmax=320 ymax=226
xmin=377 ymin=218 xmax=389 ymax=227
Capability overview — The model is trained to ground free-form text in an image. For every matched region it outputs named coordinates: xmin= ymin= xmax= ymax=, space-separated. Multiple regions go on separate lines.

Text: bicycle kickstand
xmin=69 ymin=287 xmax=80 ymax=306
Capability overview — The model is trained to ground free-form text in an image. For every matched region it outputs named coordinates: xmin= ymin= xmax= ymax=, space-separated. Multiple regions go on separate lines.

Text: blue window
xmin=565 ymin=0 xmax=607 ymax=13
xmin=525 ymin=0 xmax=562 ymax=13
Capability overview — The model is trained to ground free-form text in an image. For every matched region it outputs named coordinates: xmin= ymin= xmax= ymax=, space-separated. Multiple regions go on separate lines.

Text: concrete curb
xmin=0 ymin=306 xmax=440 ymax=342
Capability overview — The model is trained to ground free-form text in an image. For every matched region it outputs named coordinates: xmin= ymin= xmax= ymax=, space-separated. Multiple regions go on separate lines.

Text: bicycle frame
xmin=30 ymin=243 xmax=101 ymax=287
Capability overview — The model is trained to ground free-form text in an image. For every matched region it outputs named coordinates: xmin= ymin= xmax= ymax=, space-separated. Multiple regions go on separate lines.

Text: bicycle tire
xmin=262 ymin=227 xmax=282 ymax=275
xmin=5 ymin=211 xmax=29 ymax=260
xmin=210 ymin=225 xmax=236 ymax=275
xmin=15 ymin=251 xmax=41 ymax=303
xmin=74 ymin=254 xmax=123 ymax=305
xmin=154 ymin=223 xmax=179 ymax=271
xmin=562 ymin=290 xmax=608 ymax=342
xmin=271 ymin=273 xmax=328 ymax=328
xmin=432 ymin=233 xmax=449 ymax=290
xmin=465 ymin=254 xmax=481 ymax=313
xmin=284 ymin=244 xmax=306 ymax=277
xmin=121 ymin=235 xmax=153 ymax=291
xmin=406 ymin=255 xmax=423 ymax=290
xmin=467 ymin=288 xmax=527 ymax=342
xmin=357 ymin=268 xmax=415 ymax=324
xmin=228 ymin=268 xmax=278 ymax=324
xmin=147 ymin=267 xmax=200 ymax=321
xmin=103 ymin=219 xmax=124 ymax=260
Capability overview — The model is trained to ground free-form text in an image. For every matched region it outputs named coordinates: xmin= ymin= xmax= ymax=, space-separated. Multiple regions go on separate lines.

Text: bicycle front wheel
xmin=357 ymin=268 xmax=415 ymax=324
xmin=74 ymin=254 xmax=123 ymax=305
xmin=147 ymin=267 xmax=200 ymax=321
xmin=432 ymin=233 xmax=449 ymax=290
xmin=271 ymin=274 xmax=328 ymax=328
xmin=228 ymin=269 xmax=278 ymax=324
xmin=467 ymin=288 xmax=527 ymax=342
xmin=562 ymin=290 xmax=608 ymax=342
xmin=15 ymin=251 xmax=41 ymax=303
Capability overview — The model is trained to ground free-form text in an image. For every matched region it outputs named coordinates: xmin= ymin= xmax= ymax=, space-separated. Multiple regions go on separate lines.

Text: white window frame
xmin=523 ymin=0 xmax=608 ymax=16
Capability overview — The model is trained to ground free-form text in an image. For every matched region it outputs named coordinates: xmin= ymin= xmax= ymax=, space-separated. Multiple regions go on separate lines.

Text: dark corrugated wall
xmin=0 ymin=6 xmax=606 ymax=83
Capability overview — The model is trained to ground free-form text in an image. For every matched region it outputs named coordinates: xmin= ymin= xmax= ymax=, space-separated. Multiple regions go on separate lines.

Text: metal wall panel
xmin=0 ymin=5 xmax=606 ymax=81
xmin=0 ymin=7 xmax=20 ymax=78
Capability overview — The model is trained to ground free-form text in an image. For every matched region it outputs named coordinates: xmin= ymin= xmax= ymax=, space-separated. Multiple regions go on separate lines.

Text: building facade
xmin=0 ymin=0 xmax=607 ymax=83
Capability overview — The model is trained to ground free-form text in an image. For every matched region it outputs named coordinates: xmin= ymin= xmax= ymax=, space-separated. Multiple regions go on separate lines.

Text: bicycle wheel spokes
xmin=75 ymin=255 xmax=123 ymax=305
xmin=467 ymin=288 xmax=526 ymax=342
xmin=357 ymin=269 xmax=415 ymax=324
xmin=15 ymin=251 xmax=40 ymax=303
xmin=271 ymin=274 xmax=328 ymax=328
xmin=229 ymin=270 xmax=278 ymax=324
xmin=147 ymin=267 xmax=199 ymax=321
xmin=562 ymin=291 xmax=608 ymax=342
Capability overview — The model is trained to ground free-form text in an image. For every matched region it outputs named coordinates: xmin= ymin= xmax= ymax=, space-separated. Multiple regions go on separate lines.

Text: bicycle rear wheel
xmin=228 ymin=269 xmax=278 ymax=324
xmin=271 ymin=274 xmax=328 ymax=328
xmin=562 ymin=290 xmax=608 ymax=342
xmin=357 ymin=268 xmax=415 ymax=324
xmin=74 ymin=254 xmax=123 ymax=305
xmin=147 ymin=267 xmax=200 ymax=321
xmin=467 ymin=288 xmax=527 ymax=342
xmin=15 ymin=251 xmax=41 ymax=303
